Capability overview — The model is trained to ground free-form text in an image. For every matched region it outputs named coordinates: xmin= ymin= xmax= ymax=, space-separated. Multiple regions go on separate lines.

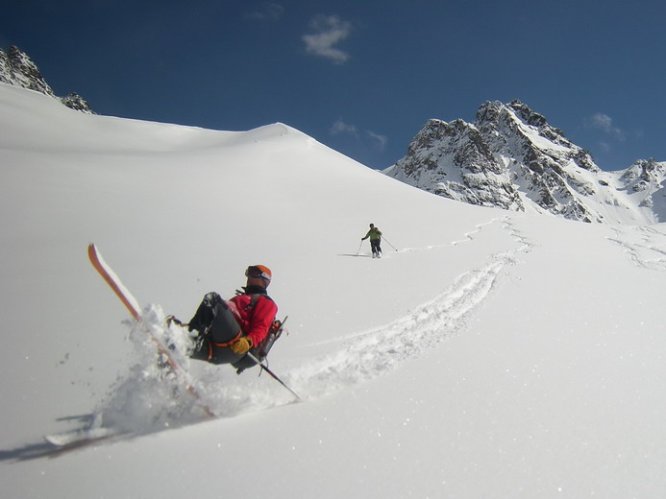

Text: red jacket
xmin=227 ymin=288 xmax=278 ymax=347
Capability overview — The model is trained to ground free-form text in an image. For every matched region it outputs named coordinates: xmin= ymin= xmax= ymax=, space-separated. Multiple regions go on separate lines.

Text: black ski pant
xmin=370 ymin=239 xmax=382 ymax=255
xmin=187 ymin=292 xmax=244 ymax=364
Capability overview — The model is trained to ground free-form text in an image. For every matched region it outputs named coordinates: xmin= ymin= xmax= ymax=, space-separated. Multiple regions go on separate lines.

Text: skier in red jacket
xmin=171 ymin=265 xmax=278 ymax=366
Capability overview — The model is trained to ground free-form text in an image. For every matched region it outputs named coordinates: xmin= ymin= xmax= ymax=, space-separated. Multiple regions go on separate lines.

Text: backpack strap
xmin=235 ymin=291 xmax=273 ymax=313
xmin=248 ymin=293 xmax=261 ymax=310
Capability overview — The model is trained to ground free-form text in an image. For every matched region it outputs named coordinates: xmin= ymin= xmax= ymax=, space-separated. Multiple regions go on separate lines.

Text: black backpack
xmin=253 ymin=316 xmax=287 ymax=360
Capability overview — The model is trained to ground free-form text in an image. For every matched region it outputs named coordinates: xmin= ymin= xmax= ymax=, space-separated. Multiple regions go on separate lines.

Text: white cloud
xmin=330 ymin=119 xmax=358 ymax=137
xmin=245 ymin=2 xmax=284 ymax=21
xmin=367 ymin=130 xmax=388 ymax=151
xmin=589 ymin=112 xmax=625 ymax=141
xmin=303 ymin=15 xmax=352 ymax=64
xmin=330 ymin=120 xmax=388 ymax=152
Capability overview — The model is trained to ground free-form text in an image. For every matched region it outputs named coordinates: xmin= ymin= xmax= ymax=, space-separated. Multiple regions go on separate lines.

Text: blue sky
xmin=2 ymin=0 xmax=665 ymax=170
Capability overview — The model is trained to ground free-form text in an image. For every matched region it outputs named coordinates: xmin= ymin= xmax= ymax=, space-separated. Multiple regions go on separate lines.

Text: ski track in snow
xmin=286 ymin=216 xmax=532 ymax=400
xmin=606 ymin=225 xmax=666 ymax=271
xmin=91 ymin=216 xmax=534 ymax=430
xmin=450 ymin=218 xmax=503 ymax=246
xmin=395 ymin=217 xmax=504 ymax=254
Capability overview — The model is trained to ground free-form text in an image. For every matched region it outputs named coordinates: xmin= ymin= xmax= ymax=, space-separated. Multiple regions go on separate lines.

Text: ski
xmin=45 ymin=426 xmax=121 ymax=448
xmin=87 ymin=243 xmax=215 ymax=417
xmin=42 ymin=411 xmax=126 ymax=454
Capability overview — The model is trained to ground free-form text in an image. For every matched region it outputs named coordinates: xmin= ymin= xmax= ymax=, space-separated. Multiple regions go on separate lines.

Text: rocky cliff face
xmin=389 ymin=116 xmax=524 ymax=212
xmin=619 ymin=159 xmax=666 ymax=215
xmin=385 ymin=100 xmax=665 ymax=224
xmin=0 ymin=45 xmax=92 ymax=113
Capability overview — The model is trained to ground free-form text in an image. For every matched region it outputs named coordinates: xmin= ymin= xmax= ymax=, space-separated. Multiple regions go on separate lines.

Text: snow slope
xmin=1 ymin=83 xmax=666 ymax=498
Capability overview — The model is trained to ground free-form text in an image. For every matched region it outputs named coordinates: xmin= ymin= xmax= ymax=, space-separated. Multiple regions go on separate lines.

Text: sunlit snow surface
xmin=2 ymin=84 xmax=666 ymax=499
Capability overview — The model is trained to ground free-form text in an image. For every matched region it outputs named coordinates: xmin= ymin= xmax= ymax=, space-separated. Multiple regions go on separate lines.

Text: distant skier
xmin=168 ymin=265 xmax=278 ymax=367
xmin=361 ymin=223 xmax=383 ymax=258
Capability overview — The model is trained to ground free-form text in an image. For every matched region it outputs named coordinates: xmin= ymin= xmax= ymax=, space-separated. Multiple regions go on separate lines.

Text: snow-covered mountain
xmin=0 ymin=45 xmax=92 ymax=113
xmin=385 ymin=100 xmax=666 ymax=224
xmin=2 ymin=82 xmax=666 ymax=499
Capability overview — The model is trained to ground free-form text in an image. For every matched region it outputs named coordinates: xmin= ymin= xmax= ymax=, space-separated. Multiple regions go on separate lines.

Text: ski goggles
xmin=245 ymin=265 xmax=272 ymax=283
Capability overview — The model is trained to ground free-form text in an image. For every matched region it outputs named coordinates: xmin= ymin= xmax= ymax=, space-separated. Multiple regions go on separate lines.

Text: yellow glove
xmin=230 ymin=336 xmax=253 ymax=355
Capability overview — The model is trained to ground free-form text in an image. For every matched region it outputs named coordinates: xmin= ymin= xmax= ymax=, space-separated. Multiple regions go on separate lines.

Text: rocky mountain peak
xmin=507 ymin=100 xmax=548 ymax=128
xmin=621 ymin=159 xmax=666 ymax=192
xmin=386 ymin=100 xmax=665 ymax=224
xmin=0 ymin=45 xmax=55 ymax=96
xmin=0 ymin=45 xmax=92 ymax=113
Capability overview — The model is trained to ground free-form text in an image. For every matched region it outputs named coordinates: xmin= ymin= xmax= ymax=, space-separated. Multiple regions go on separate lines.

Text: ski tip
xmin=44 ymin=434 xmax=69 ymax=447
xmin=88 ymin=243 xmax=103 ymax=265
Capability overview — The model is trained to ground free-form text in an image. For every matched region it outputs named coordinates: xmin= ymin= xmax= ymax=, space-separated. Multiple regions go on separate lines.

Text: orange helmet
xmin=246 ymin=265 xmax=272 ymax=283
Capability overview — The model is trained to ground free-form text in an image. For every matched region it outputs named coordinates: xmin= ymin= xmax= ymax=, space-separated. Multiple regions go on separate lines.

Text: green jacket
xmin=362 ymin=227 xmax=382 ymax=241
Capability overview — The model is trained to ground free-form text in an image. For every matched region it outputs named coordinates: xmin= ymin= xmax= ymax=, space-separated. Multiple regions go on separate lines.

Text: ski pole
xmin=356 ymin=240 xmax=363 ymax=255
xmin=247 ymin=352 xmax=303 ymax=402
xmin=382 ymin=235 xmax=399 ymax=252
